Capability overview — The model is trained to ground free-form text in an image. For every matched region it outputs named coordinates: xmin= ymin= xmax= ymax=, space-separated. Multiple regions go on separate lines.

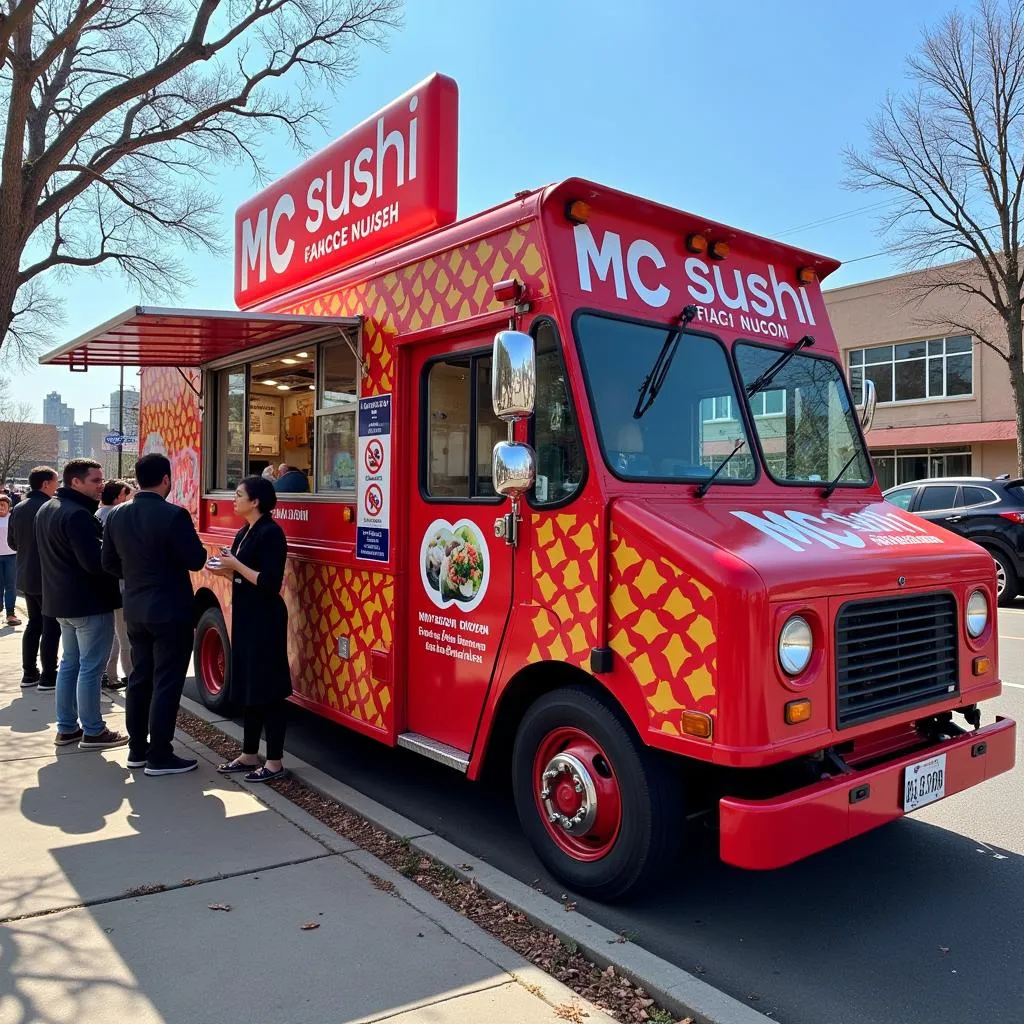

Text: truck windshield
xmin=734 ymin=341 xmax=872 ymax=487
xmin=574 ymin=313 xmax=755 ymax=482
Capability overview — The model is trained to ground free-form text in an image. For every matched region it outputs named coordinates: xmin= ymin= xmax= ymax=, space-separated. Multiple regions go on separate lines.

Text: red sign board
xmin=234 ymin=73 xmax=459 ymax=308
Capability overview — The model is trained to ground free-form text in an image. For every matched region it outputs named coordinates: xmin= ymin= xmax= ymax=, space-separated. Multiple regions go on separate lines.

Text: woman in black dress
xmin=212 ymin=475 xmax=292 ymax=783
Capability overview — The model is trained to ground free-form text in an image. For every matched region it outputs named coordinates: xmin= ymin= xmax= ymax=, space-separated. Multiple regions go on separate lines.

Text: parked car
xmin=883 ymin=476 xmax=1024 ymax=604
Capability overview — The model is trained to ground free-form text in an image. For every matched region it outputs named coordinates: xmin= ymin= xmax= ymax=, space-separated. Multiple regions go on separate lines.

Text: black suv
xmin=883 ymin=476 xmax=1024 ymax=604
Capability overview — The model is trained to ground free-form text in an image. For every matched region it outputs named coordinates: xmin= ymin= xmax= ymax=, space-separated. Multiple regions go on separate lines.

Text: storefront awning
xmin=866 ymin=420 xmax=1017 ymax=448
xmin=39 ymin=306 xmax=360 ymax=369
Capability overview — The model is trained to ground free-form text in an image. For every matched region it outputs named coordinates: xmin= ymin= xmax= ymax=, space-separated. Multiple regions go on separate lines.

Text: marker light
xmin=493 ymin=278 xmax=523 ymax=303
xmin=973 ymin=656 xmax=991 ymax=676
xmin=785 ymin=699 xmax=812 ymax=725
xmin=797 ymin=266 xmax=818 ymax=284
xmin=709 ymin=240 xmax=730 ymax=260
xmin=686 ymin=233 xmax=708 ymax=254
xmin=966 ymin=589 xmax=989 ymax=638
xmin=681 ymin=711 xmax=713 ymax=739
xmin=565 ymin=200 xmax=591 ymax=224
xmin=779 ymin=615 xmax=813 ymax=675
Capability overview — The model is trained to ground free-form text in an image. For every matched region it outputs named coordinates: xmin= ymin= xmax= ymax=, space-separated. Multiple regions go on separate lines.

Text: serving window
xmin=209 ymin=332 xmax=360 ymax=498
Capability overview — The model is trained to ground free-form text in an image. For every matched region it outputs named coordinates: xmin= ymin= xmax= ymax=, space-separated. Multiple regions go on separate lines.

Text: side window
xmin=884 ymin=487 xmax=916 ymax=510
xmin=315 ymin=341 xmax=358 ymax=495
xmin=532 ymin=323 xmax=585 ymax=505
xmin=425 ymin=351 xmax=498 ymax=500
xmin=917 ymin=485 xmax=959 ymax=511
xmin=215 ymin=366 xmax=246 ymax=490
xmin=962 ymin=486 xmax=996 ymax=507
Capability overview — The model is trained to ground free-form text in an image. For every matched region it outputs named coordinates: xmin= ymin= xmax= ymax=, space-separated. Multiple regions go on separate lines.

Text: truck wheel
xmin=194 ymin=607 xmax=233 ymax=712
xmin=512 ymin=687 xmax=683 ymax=900
xmin=991 ymin=550 xmax=1018 ymax=606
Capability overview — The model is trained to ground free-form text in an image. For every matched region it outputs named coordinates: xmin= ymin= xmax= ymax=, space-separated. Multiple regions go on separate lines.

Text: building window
xmin=871 ymin=446 xmax=972 ymax=491
xmin=210 ymin=334 xmax=359 ymax=497
xmin=848 ymin=336 xmax=972 ymax=404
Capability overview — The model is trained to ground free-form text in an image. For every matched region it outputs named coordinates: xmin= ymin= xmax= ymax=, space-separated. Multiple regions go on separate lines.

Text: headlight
xmin=779 ymin=615 xmax=813 ymax=675
xmin=966 ymin=589 xmax=989 ymax=638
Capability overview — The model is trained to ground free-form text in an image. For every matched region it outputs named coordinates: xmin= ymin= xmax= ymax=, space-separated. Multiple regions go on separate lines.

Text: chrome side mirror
xmin=493 ymin=440 xmax=536 ymax=498
xmin=857 ymin=377 xmax=876 ymax=432
xmin=492 ymin=330 xmax=536 ymax=421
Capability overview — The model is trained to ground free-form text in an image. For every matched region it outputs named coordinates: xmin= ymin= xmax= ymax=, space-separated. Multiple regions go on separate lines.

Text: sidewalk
xmin=0 ymin=623 xmax=614 ymax=1024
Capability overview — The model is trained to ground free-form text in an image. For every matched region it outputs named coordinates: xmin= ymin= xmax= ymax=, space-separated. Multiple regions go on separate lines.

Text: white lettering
xmin=747 ymin=273 xmax=774 ymax=316
xmin=326 ymin=165 xmax=352 ymax=222
xmin=575 ymin=224 xmax=627 ymax=299
xmin=685 ymin=256 xmax=715 ymax=304
xmin=305 ymin=178 xmax=325 ymax=233
xmin=785 ymin=510 xmax=865 ymax=549
xmin=376 ymin=114 xmax=405 ymax=198
xmin=269 ymin=193 xmax=294 ymax=274
xmin=769 ymin=264 xmax=808 ymax=324
xmin=352 ymin=146 xmax=374 ymax=208
xmin=713 ymin=266 xmax=749 ymax=312
xmin=626 ymin=239 xmax=670 ymax=307
xmin=240 ymin=208 xmax=268 ymax=289
xmin=733 ymin=506 xmax=942 ymax=552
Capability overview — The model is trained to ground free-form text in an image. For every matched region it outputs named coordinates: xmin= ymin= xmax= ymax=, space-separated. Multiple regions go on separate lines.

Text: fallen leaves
xmin=208 ymin=903 xmax=232 ymax=912
xmin=554 ymin=1002 xmax=589 ymax=1022
xmin=300 ymin=922 xmax=320 ymax=930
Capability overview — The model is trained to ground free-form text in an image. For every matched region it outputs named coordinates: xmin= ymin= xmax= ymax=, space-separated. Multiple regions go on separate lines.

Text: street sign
xmin=104 ymin=432 xmax=126 ymax=446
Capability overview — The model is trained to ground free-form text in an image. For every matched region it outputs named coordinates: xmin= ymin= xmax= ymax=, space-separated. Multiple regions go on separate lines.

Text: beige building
xmin=825 ymin=266 xmax=1018 ymax=490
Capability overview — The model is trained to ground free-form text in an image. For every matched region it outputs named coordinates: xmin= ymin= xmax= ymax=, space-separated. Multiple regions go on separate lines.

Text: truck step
xmin=396 ymin=733 xmax=470 ymax=773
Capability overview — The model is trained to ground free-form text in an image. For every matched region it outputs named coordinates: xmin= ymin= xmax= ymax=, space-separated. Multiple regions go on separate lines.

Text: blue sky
xmin=12 ymin=0 xmax=955 ymax=418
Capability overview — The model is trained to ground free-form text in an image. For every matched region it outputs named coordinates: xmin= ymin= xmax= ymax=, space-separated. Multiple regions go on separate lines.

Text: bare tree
xmin=0 ymin=0 xmax=402 ymax=361
xmin=0 ymin=379 xmax=37 ymax=482
xmin=845 ymin=0 xmax=1024 ymax=473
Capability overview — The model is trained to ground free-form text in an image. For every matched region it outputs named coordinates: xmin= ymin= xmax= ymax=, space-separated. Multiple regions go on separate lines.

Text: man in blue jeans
xmin=35 ymin=459 xmax=127 ymax=750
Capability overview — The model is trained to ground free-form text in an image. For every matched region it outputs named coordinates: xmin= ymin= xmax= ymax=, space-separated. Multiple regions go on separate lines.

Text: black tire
xmin=193 ymin=607 xmax=234 ymax=713
xmin=512 ymin=686 xmax=684 ymax=901
xmin=990 ymin=549 xmax=1018 ymax=607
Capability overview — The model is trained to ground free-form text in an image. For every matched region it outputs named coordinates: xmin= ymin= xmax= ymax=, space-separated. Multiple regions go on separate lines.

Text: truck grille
xmin=835 ymin=592 xmax=959 ymax=729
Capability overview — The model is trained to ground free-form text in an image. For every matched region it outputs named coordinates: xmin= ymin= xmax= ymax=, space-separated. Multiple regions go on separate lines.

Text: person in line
xmin=97 ymin=479 xmax=133 ymax=691
xmin=273 ymin=463 xmax=309 ymax=493
xmin=0 ymin=495 xmax=19 ymax=625
xmin=35 ymin=459 xmax=126 ymax=750
xmin=102 ymin=453 xmax=207 ymax=776
xmin=8 ymin=466 xmax=60 ymax=688
xmin=212 ymin=476 xmax=291 ymax=783
xmin=2 ymin=483 xmax=21 ymax=506
xmin=260 ymin=465 xmax=277 ymax=483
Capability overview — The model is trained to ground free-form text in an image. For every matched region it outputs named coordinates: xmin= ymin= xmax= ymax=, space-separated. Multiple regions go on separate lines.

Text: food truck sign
xmin=234 ymin=74 xmax=459 ymax=308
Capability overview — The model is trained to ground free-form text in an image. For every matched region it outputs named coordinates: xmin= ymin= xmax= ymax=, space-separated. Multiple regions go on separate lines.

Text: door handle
xmin=944 ymin=515 xmax=965 ymax=523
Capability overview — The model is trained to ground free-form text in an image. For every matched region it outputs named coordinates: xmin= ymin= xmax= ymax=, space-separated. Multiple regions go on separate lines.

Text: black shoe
xmin=54 ymin=728 xmax=84 ymax=746
xmin=37 ymin=679 xmax=56 ymax=691
xmin=79 ymin=729 xmax=129 ymax=750
xmin=101 ymin=674 xmax=126 ymax=691
xmin=126 ymin=746 xmax=149 ymax=768
xmin=144 ymin=754 xmax=198 ymax=776
xmin=20 ymin=672 xmax=39 ymax=688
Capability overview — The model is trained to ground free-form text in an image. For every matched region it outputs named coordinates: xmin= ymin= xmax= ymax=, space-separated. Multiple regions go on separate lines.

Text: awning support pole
xmin=338 ymin=326 xmax=368 ymax=380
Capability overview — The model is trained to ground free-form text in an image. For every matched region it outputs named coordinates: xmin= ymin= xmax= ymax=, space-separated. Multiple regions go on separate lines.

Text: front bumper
xmin=718 ymin=716 xmax=1016 ymax=870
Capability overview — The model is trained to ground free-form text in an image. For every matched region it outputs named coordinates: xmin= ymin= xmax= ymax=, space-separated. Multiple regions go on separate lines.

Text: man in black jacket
xmin=35 ymin=459 xmax=127 ymax=750
xmin=103 ymin=453 xmax=208 ymax=775
xmin=7 ymin=466 xmax=60 ymax=689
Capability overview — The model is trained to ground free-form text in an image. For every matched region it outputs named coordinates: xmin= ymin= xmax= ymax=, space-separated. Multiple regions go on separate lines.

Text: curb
xmin=178 ymin=695 xmax=774 ymax=1024
xmin=170 ymin=719 xmax=616 ymax=1024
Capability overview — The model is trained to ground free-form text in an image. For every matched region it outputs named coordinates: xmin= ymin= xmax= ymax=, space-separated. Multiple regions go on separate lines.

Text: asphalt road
xmin=186 ymin=608 xmax=1024 ymax=1024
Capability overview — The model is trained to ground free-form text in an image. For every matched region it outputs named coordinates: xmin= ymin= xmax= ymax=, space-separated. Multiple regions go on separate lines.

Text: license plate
xmin=903 ymin=753 xmax=947 ymax=811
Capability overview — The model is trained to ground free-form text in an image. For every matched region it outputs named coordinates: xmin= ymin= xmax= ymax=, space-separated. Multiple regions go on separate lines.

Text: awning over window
xmin=39 ymin=306 xmax=360 ymax=369
xmin=866 ymin=420 xmax=1017 ymax=448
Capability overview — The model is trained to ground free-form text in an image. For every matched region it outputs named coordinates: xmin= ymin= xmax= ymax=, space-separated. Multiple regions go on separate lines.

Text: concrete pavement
xmin=0 ymin=622 xmax=613 ymax=1024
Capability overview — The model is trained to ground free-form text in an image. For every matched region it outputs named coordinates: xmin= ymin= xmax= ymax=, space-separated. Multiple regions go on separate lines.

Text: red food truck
xmin=43 ymin=74 xmax=1016 ymax=898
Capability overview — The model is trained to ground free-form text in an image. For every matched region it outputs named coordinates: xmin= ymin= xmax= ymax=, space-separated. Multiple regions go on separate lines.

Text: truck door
xmin=404 ymin=338 xmax=515 ymax=753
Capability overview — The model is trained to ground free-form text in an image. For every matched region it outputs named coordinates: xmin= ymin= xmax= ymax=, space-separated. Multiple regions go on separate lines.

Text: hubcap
xmin=199 ymin=627 xmax=225 ymax=696
xmin=532 ymin=727 xmax=623 ymax=862
xmin=996 ymin=561 xmax=1007 ymax=597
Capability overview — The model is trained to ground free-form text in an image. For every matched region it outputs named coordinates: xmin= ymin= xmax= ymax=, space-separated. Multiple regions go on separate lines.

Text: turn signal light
xmin=681 ymin=711 xmax=713 ymax=739
xmin=973 ymin=656 xmax=991 ymax=676
xmin=999 ymin=511 xmax=1024 ymax=524
xmin=342 ymin=505 xmax=354 ymax=523
xmin=785 ymin=699 xmax=812 ymax=725
xmin=686 ymin=233 xmax=708 ymax=254
xmin=565 ymin=200 xmax=591 ymax=224
xmin=709 ymin=240 xmax=730 ymax=260
xmin=797 ymin=266 xmax=817 ymax=284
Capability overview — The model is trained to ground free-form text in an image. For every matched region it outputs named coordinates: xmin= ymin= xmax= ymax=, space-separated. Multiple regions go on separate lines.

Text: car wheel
xmin=512 ymin=686 xmax=684 ymax=901
xmin=991 ymin=550 xmax=1018 ymax=607
xmin=194 ymin=607 xmax=234 ymax=711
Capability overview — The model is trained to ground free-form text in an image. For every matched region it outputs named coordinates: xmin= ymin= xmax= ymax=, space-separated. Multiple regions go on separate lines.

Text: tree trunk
xmin=1007 ymin=310 xmax=1024 ymax=478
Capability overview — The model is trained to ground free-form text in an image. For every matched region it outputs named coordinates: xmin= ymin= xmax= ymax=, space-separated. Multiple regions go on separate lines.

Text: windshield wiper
xmin=822 ymin=450 xmax=863 ymax=498
xmin=745 ymin=334 xmax=815 ymax=397
xmin=695 ymin=439 xmax=746 ymax=498
xmin=633 ymin=305 xmax=698 ymax=419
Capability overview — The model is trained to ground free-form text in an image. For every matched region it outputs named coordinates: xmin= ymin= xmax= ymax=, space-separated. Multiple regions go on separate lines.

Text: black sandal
xmin=244 ymin=765 xmax=286 ymax=783
xmin=217 ymin=760 xmax=260 ymax=774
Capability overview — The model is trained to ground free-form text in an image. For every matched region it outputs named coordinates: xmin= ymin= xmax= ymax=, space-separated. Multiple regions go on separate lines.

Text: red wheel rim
xmin=199 ymin=627 xmax=225 ymax=696
xmin=532 ymin=726 xmax=623 ymax=862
